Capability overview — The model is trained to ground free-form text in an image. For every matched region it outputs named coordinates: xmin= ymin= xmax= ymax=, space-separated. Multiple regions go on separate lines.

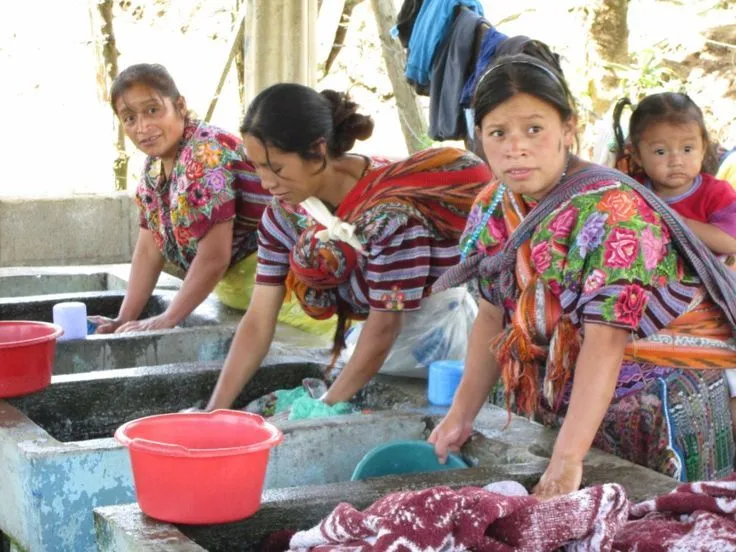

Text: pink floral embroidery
xmin=548 ymin=205 xmax=578 ymax=240
xmin=637 ymin=196 xmax=657 ymax=224
xmin=583 ymin=269 xmax=607 ymax=294
xmin=547 ymin=280 xmax=562 ymax=296
xmin=531 ymin=241 xmax=553 ymax=273
xmin=661 ymin=222 xmax=671 ymax=245
xmin=487 ymin=215 xmax=508 ymax=243
xmin=180 ymin=146 xmax=192 ymax=166
xmin=641 ymin=227 xmax=665 ymax=271
xmin=604 ymin=227 xmax=639 ymax=268
xmin=187 ymin=183 xmax=212 ymax=208
xmin=381 ymin=286 xmax=405 ymax=311
xmin=613 ymin=284 xmax=649 ymax=327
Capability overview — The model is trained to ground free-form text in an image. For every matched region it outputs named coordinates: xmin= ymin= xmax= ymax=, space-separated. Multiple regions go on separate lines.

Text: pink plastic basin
xmin=0 ymin=321 xmax=63 ymax=398
xmin=115 ymin=410 xmax=283 ymax=524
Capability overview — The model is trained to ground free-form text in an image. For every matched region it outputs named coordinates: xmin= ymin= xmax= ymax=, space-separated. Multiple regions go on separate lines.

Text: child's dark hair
xmin=613 ymin=92 xmax=719 ymax=174
xmin=110 ymin=63 xmax=182 ymax=114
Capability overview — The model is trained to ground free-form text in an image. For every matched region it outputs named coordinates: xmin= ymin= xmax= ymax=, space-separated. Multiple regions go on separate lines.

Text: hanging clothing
xmin=460 ymin=34 xmax=531 ymax=141
xmin=404 ymin=0 xmax=484 ymax=89
xmin=392 ymin=0 xmax=425 ymax=49
xmin=459 ymin=26 xmax=510 ymax=108
xmin=428 ymin=8 xmax=483 ymax=141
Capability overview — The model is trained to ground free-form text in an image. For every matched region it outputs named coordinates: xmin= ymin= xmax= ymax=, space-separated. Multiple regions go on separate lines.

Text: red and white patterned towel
xmin=288 ymin=475 xmax=736 ymax=551
xmin=613 ymin=474 xmax=736 ymax=551
xmin=289 ymin=484 xmax=629 ymax=551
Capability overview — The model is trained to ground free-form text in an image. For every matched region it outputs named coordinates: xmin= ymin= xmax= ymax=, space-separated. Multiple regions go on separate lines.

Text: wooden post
xmin=89 ymin=0 xmax=128 ymax=191
xmin=233 ymin=0 xmax=246 ymax=109
xmin=370 ymin=0 xmax=428 ymax=153
xmin=322 ymin=0 xmax=361 ymax=77
xmin=206 ymin=1 xmax=250 ymax=122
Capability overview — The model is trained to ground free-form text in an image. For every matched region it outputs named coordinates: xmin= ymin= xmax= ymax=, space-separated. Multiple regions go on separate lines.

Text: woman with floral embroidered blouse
xmin=429 ymin=54 xmax=736 ymax=498
xmin=89 ymin=63 xmax=272 ymax=333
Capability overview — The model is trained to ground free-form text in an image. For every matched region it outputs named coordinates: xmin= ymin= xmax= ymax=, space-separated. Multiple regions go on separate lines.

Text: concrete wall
xmin=0 ymin=194 xmax=139 ymax=267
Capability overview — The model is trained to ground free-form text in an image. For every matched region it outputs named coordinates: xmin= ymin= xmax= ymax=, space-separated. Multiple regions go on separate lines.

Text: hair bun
xmin=320 ymin=89 xmax=375 ymax=156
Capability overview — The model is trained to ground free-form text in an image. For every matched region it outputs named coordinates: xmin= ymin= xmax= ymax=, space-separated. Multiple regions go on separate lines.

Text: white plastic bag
xmin=342 ymin=287 xmax=478 ymax=378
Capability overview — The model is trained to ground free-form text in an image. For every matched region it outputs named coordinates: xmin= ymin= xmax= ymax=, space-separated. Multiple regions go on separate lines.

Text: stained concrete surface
xmin=94 ymin=405 xmax=680 ymax=551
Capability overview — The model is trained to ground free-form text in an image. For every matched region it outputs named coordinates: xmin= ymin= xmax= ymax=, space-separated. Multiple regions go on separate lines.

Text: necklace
xmin=460 ymin=155 xmax=572 ymax=260
xmin=460 ymin=184 xmax=506 ymax=260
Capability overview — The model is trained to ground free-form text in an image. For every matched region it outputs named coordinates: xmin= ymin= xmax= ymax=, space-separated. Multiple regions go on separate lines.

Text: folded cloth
xmin=289 ymin=483 xmax=629 ymax=551
xmin=614 ymin=473 xmax=736 ymax=551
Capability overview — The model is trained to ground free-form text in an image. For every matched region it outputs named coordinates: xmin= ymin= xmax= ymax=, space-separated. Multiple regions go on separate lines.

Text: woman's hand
xmin=88 ymin=316 xmax=122 ymax=334
xmin=114 ymin=314 xmax=177 ymax=333
xmin=428 ymin=299 xmax=504 ymax=464
xmin=428 ymin=410 xmax=474 ymax=464
xmin=535 ymin=323 xmax=627 ymax=499
xmin=533 ymin=456 xmax=583 ymax=499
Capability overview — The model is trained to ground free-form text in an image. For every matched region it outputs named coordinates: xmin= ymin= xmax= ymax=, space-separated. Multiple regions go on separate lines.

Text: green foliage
xmin=605 ymin=47 xmax=685 ymax=102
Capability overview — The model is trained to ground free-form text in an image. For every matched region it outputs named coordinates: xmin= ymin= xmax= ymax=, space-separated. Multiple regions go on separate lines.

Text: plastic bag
xmin=214 ymin=254 xmax=337 ymax=337
xmin=342 ymin=287 xmax=478 ymax=379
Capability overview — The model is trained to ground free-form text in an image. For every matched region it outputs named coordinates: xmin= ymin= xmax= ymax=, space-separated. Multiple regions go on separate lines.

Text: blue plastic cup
xmin=428 ymin=360 xmax=464 ymax=406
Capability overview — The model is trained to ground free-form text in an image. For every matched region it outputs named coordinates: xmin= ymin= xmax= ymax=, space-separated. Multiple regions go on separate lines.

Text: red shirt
xmin=645 ymin=173 xmax=736 ymax=238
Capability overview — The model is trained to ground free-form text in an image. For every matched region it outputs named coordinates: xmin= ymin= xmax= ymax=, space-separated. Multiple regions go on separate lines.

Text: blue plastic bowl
xmin=351 ymin=439 xmax=468 ymax=481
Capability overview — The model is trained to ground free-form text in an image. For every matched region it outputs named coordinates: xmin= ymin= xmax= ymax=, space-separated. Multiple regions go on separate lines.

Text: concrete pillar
xmin=244 ymin=0 xmax=318 ymax=108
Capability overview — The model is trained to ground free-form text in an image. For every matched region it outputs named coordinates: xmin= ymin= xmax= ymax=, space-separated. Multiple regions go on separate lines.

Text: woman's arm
xmin=429 ymin=299 xmax=504 ymax=462
xmin=684 ymin=219 xmax=736 ymax=255
xmin=158 ymin=220 xmax=234 ymax=325
xmin=206 ymin=284 xmax=284 ymax=410
xmin=116 ymin=220 xmax=233 ymax=332
xmin=322 ymin=310 xmax=404 ymax=405
xmin=92 ymin=229 xmax=164 ymax=333
xmin=534 ymin=322 xmax=628 ymax=499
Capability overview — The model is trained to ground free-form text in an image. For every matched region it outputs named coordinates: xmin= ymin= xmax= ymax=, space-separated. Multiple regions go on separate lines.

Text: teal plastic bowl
xmin=350 ymin=440 xmax=468 ymax=481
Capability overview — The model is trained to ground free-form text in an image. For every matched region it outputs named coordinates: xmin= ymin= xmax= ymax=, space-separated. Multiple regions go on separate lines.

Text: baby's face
xmin=635 ymin=121 xmax=705 ymax=197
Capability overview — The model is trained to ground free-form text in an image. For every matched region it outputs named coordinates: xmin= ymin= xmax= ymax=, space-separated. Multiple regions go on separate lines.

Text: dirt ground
xmin=0 ymin=0 xmax=733 ymax=196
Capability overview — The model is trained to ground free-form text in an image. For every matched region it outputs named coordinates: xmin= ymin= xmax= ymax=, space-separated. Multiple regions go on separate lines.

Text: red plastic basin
xmin=115 ymin=410 xmax=283 ymax=524
xmin=0 ymin=321 xmax=63 ymax=398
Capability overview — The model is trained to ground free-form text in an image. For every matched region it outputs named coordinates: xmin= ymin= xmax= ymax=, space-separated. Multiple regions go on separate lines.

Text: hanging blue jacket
xmin=459 ymin=25 xmax=508 ymax=107
xmin=404 ymin=0 xmax=484 ymax=88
